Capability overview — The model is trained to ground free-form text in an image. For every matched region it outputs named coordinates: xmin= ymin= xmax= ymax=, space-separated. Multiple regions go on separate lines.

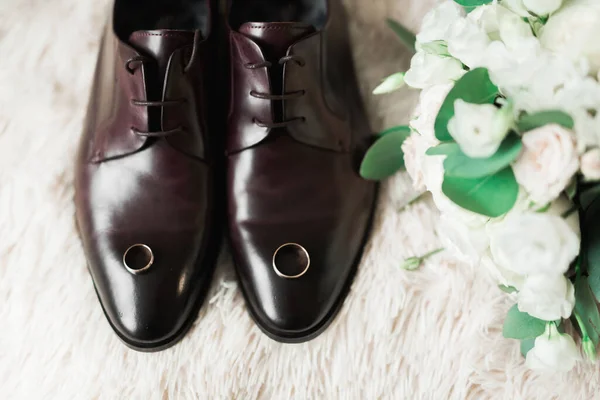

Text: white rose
xmin=556 ymin=77 xmax=600 ymax=152
xmin=437 ymin=214 xmax=489 ymax=265
xmin=481 ymin=253 xmax=526 ymax=289
xmin=502 ymin=0 xmax=531 ymax=17
xmin=526 ymin=324 xmax=580 ymax=372
xmin=513 ymin=124 xmax=579 ymax=205
xmin=446 ymin=18 xmax=490 ymax=68
xmin=447 ymin=99 xmax=512 ymax=158
xmin=497 ymin=7 xmax=537 ymax=51
xmin=523 ymin=0 xmax=563 ymax=16
xmin=416 ymin=1 xmax=465 ymax=44
xmin=402 ymin=134 xmax=430 ymax=191
xmin=489 ymin=212 xmax=580 ymax=276
xmin=404 ymin=52 xmax=465 ymax=90
xmin=410 ymin=83 xmax=454 ymax=142
xmin=541 ymin=1 xmax=600 ymax=74
xmin=518 ymin=274 xmax=575 ymax=320
xmin=581 ymin=148 xmax=600 ymax=181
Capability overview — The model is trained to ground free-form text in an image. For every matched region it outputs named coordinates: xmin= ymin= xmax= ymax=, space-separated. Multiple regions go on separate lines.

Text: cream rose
xmin=402 ymin=134 xmax=430 ymax=191
xmin=488 ymin=212 xmax=580 ymax=277
xmin=513 ymin=124 xmax=579 ymax=205
xmin=581 ymin=148 xmax=600 ymax=181
xmin=518 ymin=274 xmax=575 ymax=320
xmin=410 ymin=83 xmax=454 ymax=142
xmin=404 ymin=52 xmax=465 ymax=89
xmin=526 ymin=324 xmax=580 ymax=372
xmin=447 ymin=100 xmax=512 ymax=158
xmin=541 ymin=0 xmax=600 ymax=74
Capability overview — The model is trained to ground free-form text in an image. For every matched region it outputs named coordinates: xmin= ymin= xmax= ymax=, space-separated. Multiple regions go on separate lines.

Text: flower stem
xmin=574 ymin=311 xmax=597 ymax=361
xmin=561 ymin=205 xmax=579 ymax=219
xmin=420 ymin=248 xmax=444 ymax=260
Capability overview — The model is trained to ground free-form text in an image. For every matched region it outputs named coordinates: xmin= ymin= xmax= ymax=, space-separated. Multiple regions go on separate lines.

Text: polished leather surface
xmin=226 ymin=0 xmax=377 ymax=341
xmin=74 ymin=1 xmax=220 ymax=350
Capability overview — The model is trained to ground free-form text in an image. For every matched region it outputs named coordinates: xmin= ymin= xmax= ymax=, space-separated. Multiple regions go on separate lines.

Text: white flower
xmin=416 ymin=1 xmax=465 ymax=44
xmin=446 ymin=18 xmax=490 ymax=67
xmin=581 ymin=148 xmax=600 ymax=181
xmin=447 ymin=100 xmax=512 ymax=158
xmin=502 ymin=0 xmax=532 ymax=17
xmin=481 ymin=253 xmax=526 ymax=289
xmin=526 ymin=324 xmax=580 ymax=372
xmin=489 ymin=212 xmax=580 ymax=276
xmin=404 ymin=52 xmax=465 ymax=89
xmin=402 ymin=134 xmax=430 ymax=191
xmin=437 ymin=214 xmax=489 ymax=265
xmin=541 ymin=0 xmax=600 ymax=74
xmin=556 ymin=77 xmax=600 ymax=152
xmin=518 ymin=274 xmax=575 ymax=320
xmin=513 ymin=124 xmax=579 ymax=204
xmin=410 ymin=83 xmax=454 ymax=142
xmin=523 ymin=0 xmax=563 ymax=16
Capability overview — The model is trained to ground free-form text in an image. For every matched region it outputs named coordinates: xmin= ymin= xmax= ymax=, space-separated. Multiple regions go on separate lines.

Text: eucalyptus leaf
xmin=379 ymin=125 xmax=411 ymax=138
xmin=503 ymin=304 xmax=547 ymax=340
xmin=443 ymin=133 xmax=523 ymax=179
xmin=574 ymin=276 xmax=600 ymax=347
xmin=520 ymin=337 xmax=535 ymax=357
xmin=499 ymin=285 xmax=518 ymax=294
xmin=386 ymin=19 xmax=416 ymax=53
xmin=516 ymin=110 xmax=574 ymax=133
xmin=583 ymin=195 xmax=600 ymax=298
xmin=442 ymin=166 xmax=519 ymax=217
xmin=435 ymin=68 xmax=499 ymax=142
xmin=579 ymin=183 xmax=600 ymax=211
xmin=425 ymin=142 xmax=461 ymax=156
xmin=360 ymin=130 xmax=410 ymax=181
xmin=454 ymin=0 xmax=493 ymax=13
xmin=373 ymin=72 xmax=405 ymax=95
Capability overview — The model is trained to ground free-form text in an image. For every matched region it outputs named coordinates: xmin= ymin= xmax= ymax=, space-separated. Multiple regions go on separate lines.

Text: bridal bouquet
xmin=362 ymin=0 xmax=600 ymax=372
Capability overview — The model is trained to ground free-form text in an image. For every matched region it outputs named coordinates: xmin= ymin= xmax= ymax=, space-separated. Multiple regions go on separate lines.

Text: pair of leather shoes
xmin=75 ymin=0 xmax=377 ymax=351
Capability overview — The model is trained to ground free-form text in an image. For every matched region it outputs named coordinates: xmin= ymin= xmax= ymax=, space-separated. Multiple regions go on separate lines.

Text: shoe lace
xmin=124 ymin=56 xmax=186 ymax=138
xmin=244 ymin=55 xmax=307 ymax=129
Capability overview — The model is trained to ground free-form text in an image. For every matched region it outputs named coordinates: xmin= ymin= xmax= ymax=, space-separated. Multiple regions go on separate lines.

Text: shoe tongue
xmin=239 ymin=22 xmax=315 ymax=57
xmin=128 ymin=29 xmax=197 ymax=70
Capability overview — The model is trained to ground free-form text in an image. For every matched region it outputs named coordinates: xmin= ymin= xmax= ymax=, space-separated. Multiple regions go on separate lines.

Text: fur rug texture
xmin=2 ymin=0 xmax=600 ymax=398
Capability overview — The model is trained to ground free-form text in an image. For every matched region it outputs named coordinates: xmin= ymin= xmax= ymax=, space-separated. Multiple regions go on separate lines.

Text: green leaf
xmin=379 ymin=125 xmax=411 ymax=138
xmin=516 ymin=110 xmax=574 ymax=133
xmin=499 ymin=285 xmax=518 ymax=294
xmin=360 ymin=130 xmax=409 ymax=181
xmin=579 ymin=183 xmax=600 ymax=211
xmin=454 ymin=0 xmax=493 ymax=11
xmin=435 ymin=68 xmax=499 ymax=142
xmin=503 ymin=304 xmax=547 ymax=340
xmin=583 ymin=195 xmax=600 ymax=298
xmin=386 ymin=19 xmax=416 ymax=53
xmin=574 ymin=276 xmax=600 ymax=347
xmin=425 ymin=143 xmax=461 ymax=156
xmin=520 ymin=337 xmax=535 ymax=357
xmin=442 ymin=166 xmax=519 ymax=217
xmin=373 ymin=72 xmax=405 ymax=95
xmin=443 ymin=133 xmax=523 ymax=179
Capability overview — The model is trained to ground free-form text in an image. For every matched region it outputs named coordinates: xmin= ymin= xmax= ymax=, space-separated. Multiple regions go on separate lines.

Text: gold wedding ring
xmin=272 ymin=243 xmax=310 ymax=279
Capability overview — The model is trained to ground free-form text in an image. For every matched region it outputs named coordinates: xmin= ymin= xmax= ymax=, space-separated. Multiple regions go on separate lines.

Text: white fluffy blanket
xmin=2 ymin=0 xmax=598 ymax=398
